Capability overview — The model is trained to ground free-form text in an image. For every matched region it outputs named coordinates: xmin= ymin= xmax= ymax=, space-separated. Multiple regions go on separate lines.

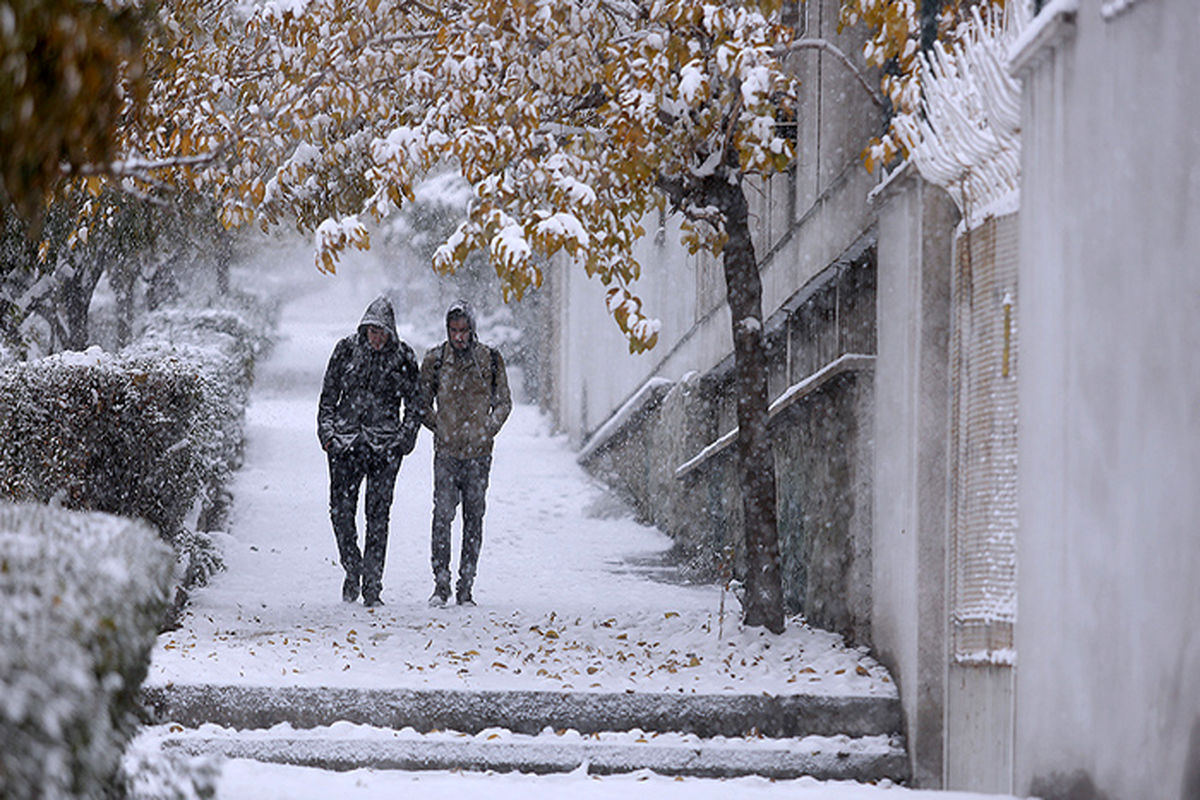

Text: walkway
xmin=135 ymin=259 xmax=1015 ymax=799
xmin=146 ymin=265 xmax=893 ymax=700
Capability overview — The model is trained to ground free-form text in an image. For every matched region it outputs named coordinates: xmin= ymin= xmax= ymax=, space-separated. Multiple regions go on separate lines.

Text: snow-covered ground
xmin=213 ymin=761 xmax=1015 ymax=800
xmin=147 ymin=257 xmax=893 ymax=698
xmin=141 ymin=253 xmax=1022 ymax=798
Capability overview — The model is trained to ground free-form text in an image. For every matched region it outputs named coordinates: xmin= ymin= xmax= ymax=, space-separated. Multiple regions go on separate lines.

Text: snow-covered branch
xmin=66 ymin=151 xmax=223 ymax=179
xmin=777 ymin=38 xmax=884 ymax=109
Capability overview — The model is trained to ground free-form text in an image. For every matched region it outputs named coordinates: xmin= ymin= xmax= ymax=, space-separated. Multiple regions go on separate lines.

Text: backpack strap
xmin=490 ymin=346 xmax=499 ymax=398
xmin=429 ymin=343 xmax=446 ymax=397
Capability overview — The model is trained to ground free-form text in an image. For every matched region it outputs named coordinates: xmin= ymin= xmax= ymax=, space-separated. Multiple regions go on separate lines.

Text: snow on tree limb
xmin=777 ymin=39 xmax=884 ymax=109
xmin=21 ymin=0 xmax=802 ymax=353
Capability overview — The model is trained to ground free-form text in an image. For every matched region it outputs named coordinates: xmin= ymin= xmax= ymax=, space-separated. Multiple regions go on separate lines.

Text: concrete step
xmin=140 ymin=684 xmax=902 ymax=740
xmin=155 ymin=726 xmax=910 ymax=782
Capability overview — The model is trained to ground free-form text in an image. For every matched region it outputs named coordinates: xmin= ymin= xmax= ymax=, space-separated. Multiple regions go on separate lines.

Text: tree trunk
xmin=111 ymin=260 xmax=136 ymax=348
xmin=55 ymin=254 xmax=105 ymax=351
xmin=716 ymin=180 xmax=786 ymax=633
xmin=216 ymin=227 xmax=232 ymax=295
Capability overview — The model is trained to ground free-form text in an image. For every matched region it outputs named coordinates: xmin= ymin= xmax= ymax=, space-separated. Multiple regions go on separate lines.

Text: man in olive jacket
xmin=417 ymin=300 xmax=512 ymax=606
xmin=318 ymin=295 xmax=420 ymax=607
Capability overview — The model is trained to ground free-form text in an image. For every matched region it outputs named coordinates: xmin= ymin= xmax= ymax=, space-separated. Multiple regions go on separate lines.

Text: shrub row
xmin=125 ymin=305 xmax=267 ymax=535
xmin=0 ymin=296 xmax=275 ymax=594
xmin=0 ymin=502 xmax=174 ymax=800
xmin=0 ymin=353 xmax=204 ymax=536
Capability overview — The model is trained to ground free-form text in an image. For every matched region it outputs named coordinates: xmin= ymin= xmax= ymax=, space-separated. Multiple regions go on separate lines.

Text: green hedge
xmin=0 ymin=299 xmax=274 ymax=596
xmin=125 ymin=306 xmax=266 ymax=535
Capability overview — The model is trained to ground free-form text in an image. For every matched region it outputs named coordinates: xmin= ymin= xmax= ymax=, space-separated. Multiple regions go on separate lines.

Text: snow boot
xmin=429 ymin=573 xmax=451 ymax=607
xmin=342 ymin=573 xmax=360 ymax=603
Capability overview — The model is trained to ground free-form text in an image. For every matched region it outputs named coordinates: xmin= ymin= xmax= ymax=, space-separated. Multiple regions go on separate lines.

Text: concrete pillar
xmin=870 ymin=164 xmax=959 ymax=788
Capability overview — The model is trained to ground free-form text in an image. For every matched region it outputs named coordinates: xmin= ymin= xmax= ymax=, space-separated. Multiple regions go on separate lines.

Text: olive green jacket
xmin=417 ymin=341 xmax=512 ymax=458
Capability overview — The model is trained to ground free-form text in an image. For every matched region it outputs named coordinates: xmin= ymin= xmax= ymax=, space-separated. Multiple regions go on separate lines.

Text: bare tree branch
xmin=778 ymin=38 xmax=884 ymax=109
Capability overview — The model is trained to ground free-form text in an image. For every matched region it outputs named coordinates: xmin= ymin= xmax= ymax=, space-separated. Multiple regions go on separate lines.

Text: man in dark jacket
xmin=416 ymin=300 xmax=512 ymax=607
xmin=318 ymin=295 xmax=420 ymax=607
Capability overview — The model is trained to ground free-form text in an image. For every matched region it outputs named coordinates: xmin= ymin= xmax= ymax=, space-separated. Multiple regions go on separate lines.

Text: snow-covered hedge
xmin=125 ymin=306 xmax=265 ymax=535
xmin=0 ymin=501 xmax=173 ymax=800
xmin=0 ymin=299 xmax=274 ymax=595
xmin=0 ymin=351 xmax=207 ymax=537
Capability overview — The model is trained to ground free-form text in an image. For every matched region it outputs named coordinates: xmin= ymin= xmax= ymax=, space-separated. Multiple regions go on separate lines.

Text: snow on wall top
xmin=895 ymin=3 xmax=1029 ymax=228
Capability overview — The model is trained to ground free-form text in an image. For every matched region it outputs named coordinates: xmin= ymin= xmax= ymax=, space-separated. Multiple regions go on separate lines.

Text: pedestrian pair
xmin=317 ymin=296 xmax=512 ymax=608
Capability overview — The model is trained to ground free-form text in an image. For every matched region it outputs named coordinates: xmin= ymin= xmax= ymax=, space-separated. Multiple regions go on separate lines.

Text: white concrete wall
xmin=553 ymin=216 xmax=700 ymax=446
xmin=871 ymin=166 xmax=958 ymax=788
xmin=1013 ymin=2 xmax=1200 ymax=798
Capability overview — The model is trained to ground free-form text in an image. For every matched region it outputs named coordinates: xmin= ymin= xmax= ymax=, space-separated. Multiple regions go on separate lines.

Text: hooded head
xmin=358 ymin=295 xmax=399 ymax=351
xmin=446 ymin=300 xmax=476 ymax=352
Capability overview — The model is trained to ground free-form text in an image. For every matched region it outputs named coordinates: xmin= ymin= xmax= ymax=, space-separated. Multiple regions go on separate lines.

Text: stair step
xmin=141 ymin=684 xmax=902 ymax=739
xmin=156 ymin=726 xmax=909 ymax=782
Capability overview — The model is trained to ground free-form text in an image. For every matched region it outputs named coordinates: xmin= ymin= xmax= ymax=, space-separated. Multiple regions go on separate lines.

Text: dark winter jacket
xmin=417 ymin=301 xmax=512 ymax=459
xmin=318 ymin=296 xmax=420 ymax=456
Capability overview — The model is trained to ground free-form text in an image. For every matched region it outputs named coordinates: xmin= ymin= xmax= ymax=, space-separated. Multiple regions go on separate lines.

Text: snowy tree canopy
xmin=34 ymin=0 xmax=801 ymax=353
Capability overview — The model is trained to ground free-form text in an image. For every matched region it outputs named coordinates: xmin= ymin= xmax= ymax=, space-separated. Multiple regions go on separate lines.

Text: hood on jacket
xmin=358 ymin=295 xmax=399 ymax=347
xmin=446 ymin=300 xmax=477 ymax=345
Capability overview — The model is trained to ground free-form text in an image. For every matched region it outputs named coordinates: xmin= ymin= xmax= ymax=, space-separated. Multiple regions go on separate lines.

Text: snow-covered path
xmin=147 ymin=267 xmax=894 ymax=698
xmin=140 ymin=262 xmax=1020 ymax=799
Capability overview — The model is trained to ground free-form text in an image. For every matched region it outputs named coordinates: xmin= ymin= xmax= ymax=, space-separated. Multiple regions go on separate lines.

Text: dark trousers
xmin=431 ymin=452 xmax=491 ymax=595
xmin=328 ymin=444 xmax=401 ymax=601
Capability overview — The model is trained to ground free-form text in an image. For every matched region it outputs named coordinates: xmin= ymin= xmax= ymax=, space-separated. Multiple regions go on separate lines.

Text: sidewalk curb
xmin=161 ymin=734 xmax=910 ymax=781
xmin=141 ymin=684 xmax=902 ymax=738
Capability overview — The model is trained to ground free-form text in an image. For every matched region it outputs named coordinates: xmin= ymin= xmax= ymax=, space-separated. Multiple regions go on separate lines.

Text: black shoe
xmin=342 ymin=575 xmax=360 ymax=603
xmin=428 ymin=589 xmax=449 ymax=608
xmin=456 ymin=595 xmax=476 ymax=607
xmin=363 ymin=595 xmax=384 ymax=608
